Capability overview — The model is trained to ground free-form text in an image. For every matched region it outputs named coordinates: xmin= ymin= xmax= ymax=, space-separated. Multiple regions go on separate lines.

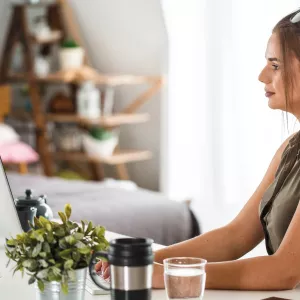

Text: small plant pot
xmin=82 ymin=133 xmax=118 ymax=158
xmin=35 ymin=268 xmax=87 ymax=300
xmin=59 ymin=47 xmax=85 ymax=70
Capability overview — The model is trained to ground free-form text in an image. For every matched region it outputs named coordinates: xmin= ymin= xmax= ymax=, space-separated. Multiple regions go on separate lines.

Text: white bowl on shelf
xmin=82 ymin=133 xmax=118 ymax=158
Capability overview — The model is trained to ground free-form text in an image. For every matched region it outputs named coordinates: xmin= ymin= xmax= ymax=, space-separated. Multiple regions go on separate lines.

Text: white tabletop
xmin=1 ymin=230 xmax=300 ymax=299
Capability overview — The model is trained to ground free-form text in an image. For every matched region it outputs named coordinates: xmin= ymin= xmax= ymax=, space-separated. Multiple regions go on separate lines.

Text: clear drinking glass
xmin=163 ymin=257 xmax=207 ymax=300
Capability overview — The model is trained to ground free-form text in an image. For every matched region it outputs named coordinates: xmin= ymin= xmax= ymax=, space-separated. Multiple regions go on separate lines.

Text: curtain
xmin=161 ymin=0 xmax=300 ymax=231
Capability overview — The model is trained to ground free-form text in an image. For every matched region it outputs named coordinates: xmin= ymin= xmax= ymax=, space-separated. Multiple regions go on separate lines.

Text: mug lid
xmin=110 ymin=238 xmax=153 ymax=247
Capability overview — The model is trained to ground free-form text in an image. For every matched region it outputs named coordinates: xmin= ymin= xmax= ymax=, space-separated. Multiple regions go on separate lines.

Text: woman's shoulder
xmin=268 ymin=131 xmax=298 ymax=171
xmin=273 ymin=131 xmax=299 ymax=170
xmin=278 ymin=131 xmax=299 ymax=155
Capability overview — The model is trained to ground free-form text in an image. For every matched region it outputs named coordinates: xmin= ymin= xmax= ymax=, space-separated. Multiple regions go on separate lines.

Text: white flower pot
xmin=82 ymin=134 xmax=118 ymax=158
xmin=59 ymin=47 xmax=85 ymax=70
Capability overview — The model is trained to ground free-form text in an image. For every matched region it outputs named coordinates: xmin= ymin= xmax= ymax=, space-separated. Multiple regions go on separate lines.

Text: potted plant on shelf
xmin=59 ymin=39 xmax=85 ymax=70
xmin=5 ymin=204 xmax=109 ymax=300
xmin=82 ymin=127 xmax=119 ymax=158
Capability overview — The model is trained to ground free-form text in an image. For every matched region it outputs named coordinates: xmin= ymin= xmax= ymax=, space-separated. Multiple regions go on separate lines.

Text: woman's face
xmin=258 ymin=33 xmax=300 ymax=116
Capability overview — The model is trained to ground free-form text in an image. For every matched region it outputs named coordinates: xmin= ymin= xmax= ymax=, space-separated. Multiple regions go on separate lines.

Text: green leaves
xmin=71 ymin=250 xmax=80 ymax=263
xmin=85 ymin=221 xmax=93 ymax=235
xmin=22 ymin=259 xmax=36 ymax=268
xmin=34 ymin=217 xmax=42 ymax=228
xmin=94 ymin=226 xmax=105 ymax=239
xmin=75 ymin=241 xmax=86 ymax=249
xmin=39 ymin=252 xmax=47 ymax=258
xmin=47 ymin=266 xmax=62 ymax=282
xmin=30 ymin=229 xmax=45 ymax=242
xmin=73 ymin=232 xmax=84 ymax=241
xmin=65 ymin=235 xmax=76 ymax=246
xmin=4 ymin=204 xmax=109 ymax=295
xmin=61 ymin=275 xmax=68 ymax=294
xmin=64 ymin=259 xmax=74 ymax=270
xmin=37 ymin=269 xmax=49 ymax=279
xmin=6 ymin=239 xmax=16 ymax=247
xmin=54 ymin=227 xmax=65 ymax=237
xmin=46 ymin=231 xmax=54 ymax=244
xmin=32 ymin=243 xmax=42 ymax=258
xmin=22 ymin=259 xmax=38 ymax=272
xmin=58 ymin=212 xmax=67 ymax=224
xmin=65 ymin=204 xmax=72 ymax=220
xmin=77 ymin=247 xmax=91 ymax=255
xmin=28 ymin=276 xmax=36 ymax=285
xmin=42 ymin=242 xmax=51 ymax=253
xmin=38 ymin=280 xmax=45 ymax=292
xmin=81 ymin=221 xmax=86 ymax=232
xmin=59 ymin=249 xmax=72 ymax=260
xmin=38 ymin=259 xmax=48 ymax=268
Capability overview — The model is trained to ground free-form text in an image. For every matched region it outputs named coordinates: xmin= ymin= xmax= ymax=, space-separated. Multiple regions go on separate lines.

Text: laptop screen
xmin=0 ymin=158 xmax=23 ymax=246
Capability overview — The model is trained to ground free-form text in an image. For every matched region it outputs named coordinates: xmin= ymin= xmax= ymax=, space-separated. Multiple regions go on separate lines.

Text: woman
xmin=96 ymin=9 xmax=300 ymax=291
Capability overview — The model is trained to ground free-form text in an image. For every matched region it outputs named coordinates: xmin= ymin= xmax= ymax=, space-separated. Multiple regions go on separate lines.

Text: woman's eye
xmin=272 ymin=64 xmax=279 ymax=70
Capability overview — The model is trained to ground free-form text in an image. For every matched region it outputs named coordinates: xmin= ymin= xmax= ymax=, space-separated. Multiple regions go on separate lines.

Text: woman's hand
xmin=152 ymin=262 xmax=165 ymax=289
xmin=95 ymin=260 xmax=110 ymax=280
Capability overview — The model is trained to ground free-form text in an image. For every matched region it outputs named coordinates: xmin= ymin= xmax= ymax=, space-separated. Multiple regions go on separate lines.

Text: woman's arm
xmin=153 ymin=134 xmax=295 ymax=289
xmin=206 ymin=187 xmax=300 ymax=291
xmin=206 ymin=254 xmax=293 ymax=290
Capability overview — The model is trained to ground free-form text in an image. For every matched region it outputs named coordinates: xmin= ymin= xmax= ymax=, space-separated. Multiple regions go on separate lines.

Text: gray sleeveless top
xmin=260 ymin=130 xmax=300 ymax=255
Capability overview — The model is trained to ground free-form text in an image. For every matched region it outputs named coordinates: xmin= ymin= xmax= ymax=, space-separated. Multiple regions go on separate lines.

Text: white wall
xmin=160 ymin=0 xmax=206 ymax=201
xmin=160 ymin=0 xmax=300 ymax=233
xmin=70 ymin=0 xmax=167 ymax=190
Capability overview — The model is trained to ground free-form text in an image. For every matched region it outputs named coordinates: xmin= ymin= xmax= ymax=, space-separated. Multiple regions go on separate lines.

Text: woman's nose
xmin=258 ymin=66 xmax=270 ymax=84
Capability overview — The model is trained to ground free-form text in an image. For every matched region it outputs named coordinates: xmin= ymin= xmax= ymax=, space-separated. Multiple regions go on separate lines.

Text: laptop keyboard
xmin=85 ymin=271 xmax=110 ymax=295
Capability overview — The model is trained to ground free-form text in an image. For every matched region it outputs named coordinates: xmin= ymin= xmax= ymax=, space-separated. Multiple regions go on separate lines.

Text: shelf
xmin=7 ymin=69 xmax=163 ymax=86
xmin=46 ymin=113 xmax=150 ymax=127
xmin=7 ymin=110 xmax=33 ymax=122
xmin=30 ymin=31 xmax=62 ymax=44
xmin=7 ymin=73 xmax=59 ymax=83
xmin=14 ymin=2 xmax=57 ymax=8
xmin=54 ymin=150 xmax=152 ymax=165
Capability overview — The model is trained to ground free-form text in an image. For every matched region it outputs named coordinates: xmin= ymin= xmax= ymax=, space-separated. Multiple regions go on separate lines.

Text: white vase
xmin=59 ymin=47 xmax=85 ymax=70
xmin=76 ymin=81 xmax=101 ymax=119
xmin=35 ymin=56 xmax=50 ymax=77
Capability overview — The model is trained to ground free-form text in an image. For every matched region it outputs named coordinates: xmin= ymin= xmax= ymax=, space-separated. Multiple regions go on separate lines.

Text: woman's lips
xmin=265 ymin=92 xmax=275 ymax=97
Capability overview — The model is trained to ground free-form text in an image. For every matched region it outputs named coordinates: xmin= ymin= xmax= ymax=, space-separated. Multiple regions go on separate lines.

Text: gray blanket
xmin=7 ymin=173 xmax=200 ymax=245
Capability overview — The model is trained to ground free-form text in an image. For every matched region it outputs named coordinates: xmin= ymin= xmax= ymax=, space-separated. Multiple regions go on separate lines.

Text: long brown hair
xmin=273 ymin=10 xmax=300 ymax=113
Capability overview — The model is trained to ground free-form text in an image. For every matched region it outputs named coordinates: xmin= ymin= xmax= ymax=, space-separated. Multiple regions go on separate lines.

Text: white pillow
xmin=0 ymin=124 xmax=20 ymax=145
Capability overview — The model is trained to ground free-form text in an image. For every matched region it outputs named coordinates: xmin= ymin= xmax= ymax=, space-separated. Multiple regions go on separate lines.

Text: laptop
xmin=0 ymin=158 xmax=23 ymax=246
xmin=0 ymin=158 xmax=109 ymax=295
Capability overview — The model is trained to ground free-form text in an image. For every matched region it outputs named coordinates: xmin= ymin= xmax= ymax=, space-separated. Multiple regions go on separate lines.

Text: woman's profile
xmin=96 ymin=8 xmax=300 ymax=291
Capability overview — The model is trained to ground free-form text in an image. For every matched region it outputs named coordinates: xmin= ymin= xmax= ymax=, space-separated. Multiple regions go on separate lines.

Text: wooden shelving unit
xmin=0 ymin=1 xmax=163 ymax=181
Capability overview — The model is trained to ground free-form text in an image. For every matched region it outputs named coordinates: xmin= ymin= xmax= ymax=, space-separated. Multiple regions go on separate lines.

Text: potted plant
xmin=5 ymin=204 xmax=109 ymax=300
xmin=59 ymin=39 xmax=85 ymax=70
xmin=82 ymin=127 xmax=119 ymax=158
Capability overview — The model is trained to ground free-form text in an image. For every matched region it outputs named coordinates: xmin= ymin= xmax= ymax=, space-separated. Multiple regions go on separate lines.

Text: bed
xmin=7 ymin=172 xmax=200 ymax=246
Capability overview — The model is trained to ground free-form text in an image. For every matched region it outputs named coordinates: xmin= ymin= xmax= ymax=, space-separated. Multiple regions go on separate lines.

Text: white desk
xmin=1 ymin=230 xmax=300 ymax=299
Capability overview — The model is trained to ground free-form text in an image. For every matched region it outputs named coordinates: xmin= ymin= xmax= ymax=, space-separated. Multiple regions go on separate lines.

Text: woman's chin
xmin=268 ymin=98 xmax=283 ymax=110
